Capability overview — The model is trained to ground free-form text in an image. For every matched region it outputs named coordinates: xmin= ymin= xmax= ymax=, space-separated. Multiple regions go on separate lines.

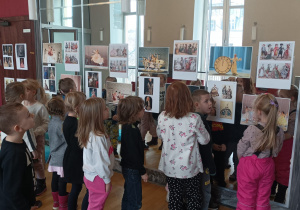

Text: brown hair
xmin=105 ymin=76 xmax=117 ymax=82
xmin=253 ymin=93 xmax=279 ymax=152
xmin=165 ymin=81 xmax=193 ymax=119
xmin=64 ymin=91 xmax=86 ymax=113
xmin=5 ymin=82 xmax=25 ymax=103
xmin=278 ymin=85 xmax=298 ymax=105
xmin=242 ymin=78 xmax=254 ymax=94
xmin=192 ymin=89 xmax=210 ymax=103
xmin=0 ymin=103 xmax=24 ymax=135
xmin=59 ymin=78 xmax=76 ymax=95
xmin=117 ymin=96 xmax=144 ymax=124
xmin=46 ymin=97 xmax=65 ymax=119
xmin=77 ymin=97 xmax=107 ymax=148
xmin=22 ymin=79 xmax=47 ymax=104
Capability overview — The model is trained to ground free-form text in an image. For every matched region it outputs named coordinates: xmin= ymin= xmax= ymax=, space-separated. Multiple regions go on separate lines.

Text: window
xmin=210 ymin=0 xmax=244 ymax=46
xmin=63 ymin=0 xmax=73 ymax=27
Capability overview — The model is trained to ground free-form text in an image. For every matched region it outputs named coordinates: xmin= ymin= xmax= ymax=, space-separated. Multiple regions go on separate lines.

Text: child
xmin=0 ymin=103 xmax=37 ymax=210
xmin=46 ymin=97 xmax=68 ymax=209
xmin=63 ymin=91 xmax=86 ymax=209
xmin=272 ymin=85 xmax=298 ymax=203
xmin=192 ymin=89 xmax=216 ymax=209
xmin=77 ymin=97 xmax=115 ymax=209
xmin=22 ymin=79 xmax=49 ymax=196
xmin=237 ymin=93 xmax=284 ymax=210
xmin=157 ymin=81 xmax=210 ymax=209
xmin=58 ymin=78 xmax=76 ymax=99
xmin=118 ymin=96 xmax=148 ymax=209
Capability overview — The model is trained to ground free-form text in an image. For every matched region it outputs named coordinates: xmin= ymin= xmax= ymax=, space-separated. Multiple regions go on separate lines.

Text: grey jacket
xmin=48 ymin=116 xmax=67 ymax=167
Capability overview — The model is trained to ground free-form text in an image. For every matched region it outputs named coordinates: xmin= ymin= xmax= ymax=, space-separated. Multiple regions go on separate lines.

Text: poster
xmin=106 ymin=82 xmax=132 ymax=104
xmin=60 ymin=74 xmax=82 ymax=92
xmin=172 ymin=40 xmax=199 ymax=80
xmin=16 ymin=78 xmax=26 ymax=82
xmin=15 ymin=43 xmax=28 ymax=70
xmin=241 ymin=94 xmax=290 ymax=131
xmin=64 ymin=41 xmax=80 ymax=72
xmin=43 ymin=66 xmax=56 ymax=93
xmin=138 ymin=47 xmax=169 ymax=73
xmin=207 ymin=81 xmax=237 ymax=124
xmin=4 ymin=77 xmax=15 ymax=90
xmin=85 ymin=45 xmax=108 ymax=69
xmin=2 ymin=44 xmax=14 ymax=70
xmin=43 ymin=43 xmax=63 ymax=64
xmin=85 ymin=71 xmax=102 ymax=98
xmin=256 ymin=41 xmax=295 ymax=89
xmin=109 ymin=44 xmax=128 ymax=78
xmin=209 ymin=46 xmax=253 ymax=78
xmin=138 ymin=76 xmax=160 ymax=113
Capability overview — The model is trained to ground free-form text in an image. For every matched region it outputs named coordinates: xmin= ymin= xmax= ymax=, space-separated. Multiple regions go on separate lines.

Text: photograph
xmin=85 ymin=71 xmax=102 ymax=99
xmin=174 ymin=41 xmax=198 ymax=55
xmin=144 ymin=78 xmax=154 ymax=95
xmin=145 ymin=96 xmax=153 ymax=111
xmin=2 ymin=44 xmax=13 ymax=56
xmin=109 ymin=44 xmax=128 ymax=58
xmin=19 ymin=58 xmax=25 ymax=68
xmin=138 ymin=47 xmax=169 ymax=73
xmin=210 ymin=84 xmax=219 ymax=97
xmin=43 ymin=43 xmax=63 ymax=64
xmin=43 ymin=79 xmax=49 ymax=91
xmin=110 ymin=60 xmax=127 ymax=72
xmin=87 ymin=72 xmax=99 ymax=88
xmin=3 ymin=57 xmax=13 ymax=68
xmin=220 ymin=101 xmax=233 ymax=119
xmin=16 ymin=44 xmax=25 ymax=57
xmin=49 ymin=80 xmax=56 ymax=92
xmin=257 ymin=63 xmax=291 ymax=80
xmin=2 ymin=44 xmax=14 ymax=70
xmin=49 ymin=67 xmax=55 ymax=80
xmin=209 ymin=46 xmax=253 ymax=77
xmin=89 ymin=88 xmax=97 ymax=98
xmin=173 ymin=57 xmax=197 ymax=72
xmin=60 ymin=74 xmax=82 ymax=92
xmin=65 ymin=41 xmax=78 ymax=52
xmin=43 ymin=67 xmax=49 ymax=79
xmin=221 ymin=84 xmax=233 ymax=99
xmin=64 ymin=41 xmax=80 ymax=72
xmin=65 ymin=54 xmax=79 ymax=64
xmin=106 ymin=82 xmax=132 ymax=104
xmin=4 ymin=77 xmax=15 ymax=90
xmin=259 ymin=42 xmax=295 ymax=61
xmin=85 ymin=45 xmax=108 ymax=68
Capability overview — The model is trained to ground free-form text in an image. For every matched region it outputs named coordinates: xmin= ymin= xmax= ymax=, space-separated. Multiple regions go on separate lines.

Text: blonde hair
xmin=46 ymin=97 xmax=65 ymax=119
xmin=77 ymin=97 xmax=107 ymax=148
xmin=64 ymin=91 xmax=86 ymax=113
xmin=117 ymin=96 xmax=144 ymax=124
xmin=22 ymin=79 xmax=47 ymax=104
xmin=253 ymin=93 xmax=279 ymax=152
xmin=5 ymin=82 xmax=25 ymax=103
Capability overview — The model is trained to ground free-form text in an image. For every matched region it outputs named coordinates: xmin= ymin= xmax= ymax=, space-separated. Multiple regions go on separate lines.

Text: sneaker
xmin=229 ymin=174 xmax=237 ymax=181
xmin=147 ymin=137 xmax=158 ymax=146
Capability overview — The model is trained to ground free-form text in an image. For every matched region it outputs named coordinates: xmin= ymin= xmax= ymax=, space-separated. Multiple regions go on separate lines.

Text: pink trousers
xmin=84 ymin=176 xmax=111 ymax=210
xmin=237 ymin=155 xmax=275 ymax=210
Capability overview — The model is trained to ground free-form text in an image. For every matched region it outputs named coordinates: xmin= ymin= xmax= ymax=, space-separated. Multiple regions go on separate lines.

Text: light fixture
xmin=121 ymin=0 xmax=131 ymax=13
xmin=46 ymin=0 xmax=54 ymax=23
xmin=137 ymin=0 xmax=146 ymax=16
xmin=28 ymin=0 xmax=38 ymax=20
xmin=251 ymin=22 xmax=257 ymax=41
xmin=180 ymin=25 xmax=185 ymax=40
xmin=100 ymin=28 xmax=104 ymax=41
xmin=147 ymin=27 xmax=151 ymax=42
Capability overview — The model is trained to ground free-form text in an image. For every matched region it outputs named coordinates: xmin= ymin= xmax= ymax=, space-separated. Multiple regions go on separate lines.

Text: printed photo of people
xmin=65 ymin=41 xmax=78 ymax=52
xmin=2 ymin=44 xmax=13 ymax=56
xmin=43 ymin=79 xmax=49 ymax=91
xmin=49 ymin=67 xmax=55 ymax=80
xmin=89 ymin=88 xmax=97 ymax=98
xmin=144 ymin=78 xmax=154 ymax=95
xmin=43 ymin=67 xmax=49 ymax=79
xmin=65 ymin=54 xmax=79 ymax=64
xmin=110 ymin=60 xmax=127 ymax=72
xmin=49 ymin=80 xmax=56 ymax=92
xmin=258 ymin=63 xmax=291 ymax=80
xmin=16 ymin=44 xmax=25 ymax=57
xmin=259 ymin=42 xmax=294 ymax=61
xmin=144 ymin=96 xmax=153 ymax=111
xmin=174 ymin=42 xmax=198 ymax=55
xmin=3 ymin=57 xmax=13 ymax=68
xmin=19 ymin=58 xmax=25 ymax=68
xmin=109 ymin=45 xmax=127 ymax=58
xmin=173 ymin=57 xmax=197 ymax=72
xmin=88 ymin=72 xmax=99 ymax=88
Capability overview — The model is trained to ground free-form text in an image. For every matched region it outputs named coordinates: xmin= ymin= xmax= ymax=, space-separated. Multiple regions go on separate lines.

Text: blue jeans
xmin=121 ymin=167 xmax=142 ymax=210
xmin=200 ymin=168 xmax=211 ymax=210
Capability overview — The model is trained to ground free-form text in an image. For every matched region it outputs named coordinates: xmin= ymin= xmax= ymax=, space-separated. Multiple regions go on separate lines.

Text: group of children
xmin=0 ymin=74 xmax=297 ymax=210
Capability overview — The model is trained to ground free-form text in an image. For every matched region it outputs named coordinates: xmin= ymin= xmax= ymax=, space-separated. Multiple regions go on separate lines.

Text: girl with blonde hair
xmin=237 ymin=93 xmax=285 ymax=210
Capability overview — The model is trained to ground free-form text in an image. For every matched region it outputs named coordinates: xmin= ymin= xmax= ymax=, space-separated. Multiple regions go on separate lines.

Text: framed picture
xmin=85 ymin=71 xmax=102 ymax=98
xmin=138 ymin=47 xmax=169 ymax=73
xmin=85 ymin=45 xmax=108 ymax=69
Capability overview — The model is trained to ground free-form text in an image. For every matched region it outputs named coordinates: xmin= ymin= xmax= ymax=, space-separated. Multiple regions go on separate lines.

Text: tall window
xmin=63 ymin=0 xmax=73 ymax=27
xmin=210 ymin=0 xmax=244 ymax=46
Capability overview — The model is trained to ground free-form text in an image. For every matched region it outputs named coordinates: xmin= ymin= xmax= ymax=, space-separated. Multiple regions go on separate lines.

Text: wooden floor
xmin=40 ymin=169 xmax=234 ymax=209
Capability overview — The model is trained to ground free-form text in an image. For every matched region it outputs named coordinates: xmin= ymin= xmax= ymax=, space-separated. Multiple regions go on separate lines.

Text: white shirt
xmin=83 ymin=133 xmax=115 ymax=184
xmin=157 ymin=111 xmax=210 ymax=178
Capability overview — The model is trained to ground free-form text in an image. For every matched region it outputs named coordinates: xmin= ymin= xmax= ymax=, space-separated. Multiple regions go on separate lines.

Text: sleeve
xmin=195 ymin=116 xmax=210 ymax=145
xmin=237 ymin=126 xmax=253 ymax=158
xmin=92 ymin=136 xmax=113 ymax=184
xmin=52 ymin=124 xmax=66 ymax=149
xmin=2 ymin=152 xmax=31 ymax=209
xmin=23 ymin=129 xmax=37 ymax=152
xmin=156 ymin=113 xmax=163 ymax=139
xmin=34 ymin=105 xmax=49 ymax=136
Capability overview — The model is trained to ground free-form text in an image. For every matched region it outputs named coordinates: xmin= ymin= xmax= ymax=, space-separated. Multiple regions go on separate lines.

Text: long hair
xmin=64 ymin=92 xmax=86 ymax=113
xmin=117 ymin=96 xmax=144 ymax=124
xmin=165 ymin=81 xmax=193 ymax=119
xmin=77 ymin=97 xmax=107 ymax=148
xmin=253 ymin=93 xmax=279 ymax=152
xmin=22 ymin=79 xmax=47 ymax=104
xmin=46 ymin=97 xmax=65 ymax=119
xmin=5 ymin=82 xmax=25 ymax=103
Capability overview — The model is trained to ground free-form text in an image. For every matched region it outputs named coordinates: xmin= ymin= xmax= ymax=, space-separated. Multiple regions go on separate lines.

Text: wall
xmin=144 ymin=0 xmax=195 ymax=52
xmin=0 ymin=0 xmax=28 ymax=18
xmin=243 ymin=0 xmax=300 ymax=82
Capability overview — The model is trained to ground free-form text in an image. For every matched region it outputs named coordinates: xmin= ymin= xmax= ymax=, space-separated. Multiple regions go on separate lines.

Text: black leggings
xmin=51 ymin=172 xmax=67 ymax=196
xmin=68 ymin=183 xmax=83 ymax=210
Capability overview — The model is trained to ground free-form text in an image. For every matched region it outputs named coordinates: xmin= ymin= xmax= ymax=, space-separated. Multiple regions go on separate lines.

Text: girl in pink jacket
xmin=237 ymin=94 xmax=284 ymax=210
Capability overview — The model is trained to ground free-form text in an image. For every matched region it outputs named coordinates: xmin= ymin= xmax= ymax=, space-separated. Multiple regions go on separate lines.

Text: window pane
xmin=230 ymin=0 xmax=244 ymax=6
xmin=63 ymin=7 xmax=73 ymax=18
xmin=131 ymin=0 xmax=137 ymax=12
xmin=212 ymin=0 xmax=223 ymax=7
xmin=210 ymin=9 xmax=223 ymax=46
xmin=63 ymin=19 xmax=73 ymax=27
xmin=228 ymin=8 xmax=244 ymax=46
xmin=125 ymin=15 xmax=137 ymax=66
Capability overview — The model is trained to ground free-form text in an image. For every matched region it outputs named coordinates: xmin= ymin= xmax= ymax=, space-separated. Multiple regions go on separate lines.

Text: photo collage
xmin=2 ymin=44 xmax=14 ymax=70
xmin=138 ymin=76 xmax=160 ymax=113
xmin=15 ymin=44 xmax=28 ymax=70
xmin=85 ymin=71 xmax=102 ymax=98
xmin=43 ymin=66 xmax=56 ymax=93
xmin=109 ymin=44 xmax=128 ymax=78
xmin=64 ymin=41 xmax=80 ymax=72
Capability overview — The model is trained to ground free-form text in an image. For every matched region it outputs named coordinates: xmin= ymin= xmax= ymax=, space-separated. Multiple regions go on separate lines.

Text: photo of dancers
xmin=110 ymin=45 xmax=127 ymax=57
xmin=258 ymin=63 xmax=291 ymax=80
xmin=174 ymin=42 xmax=198 ymax=55
xmin=173 ymin=57 xmax=197 ymax=72
xmin=110 ymin=60 xmax=127 ymax=72
xmin=259 ymin=42 xmax=294 ymax=61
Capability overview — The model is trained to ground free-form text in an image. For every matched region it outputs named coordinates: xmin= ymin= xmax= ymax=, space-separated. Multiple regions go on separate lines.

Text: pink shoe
xmin=58 ymin=194 xmax=68 ymax=210
xmin=51 ymin=192 xmax=59 ymax=209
